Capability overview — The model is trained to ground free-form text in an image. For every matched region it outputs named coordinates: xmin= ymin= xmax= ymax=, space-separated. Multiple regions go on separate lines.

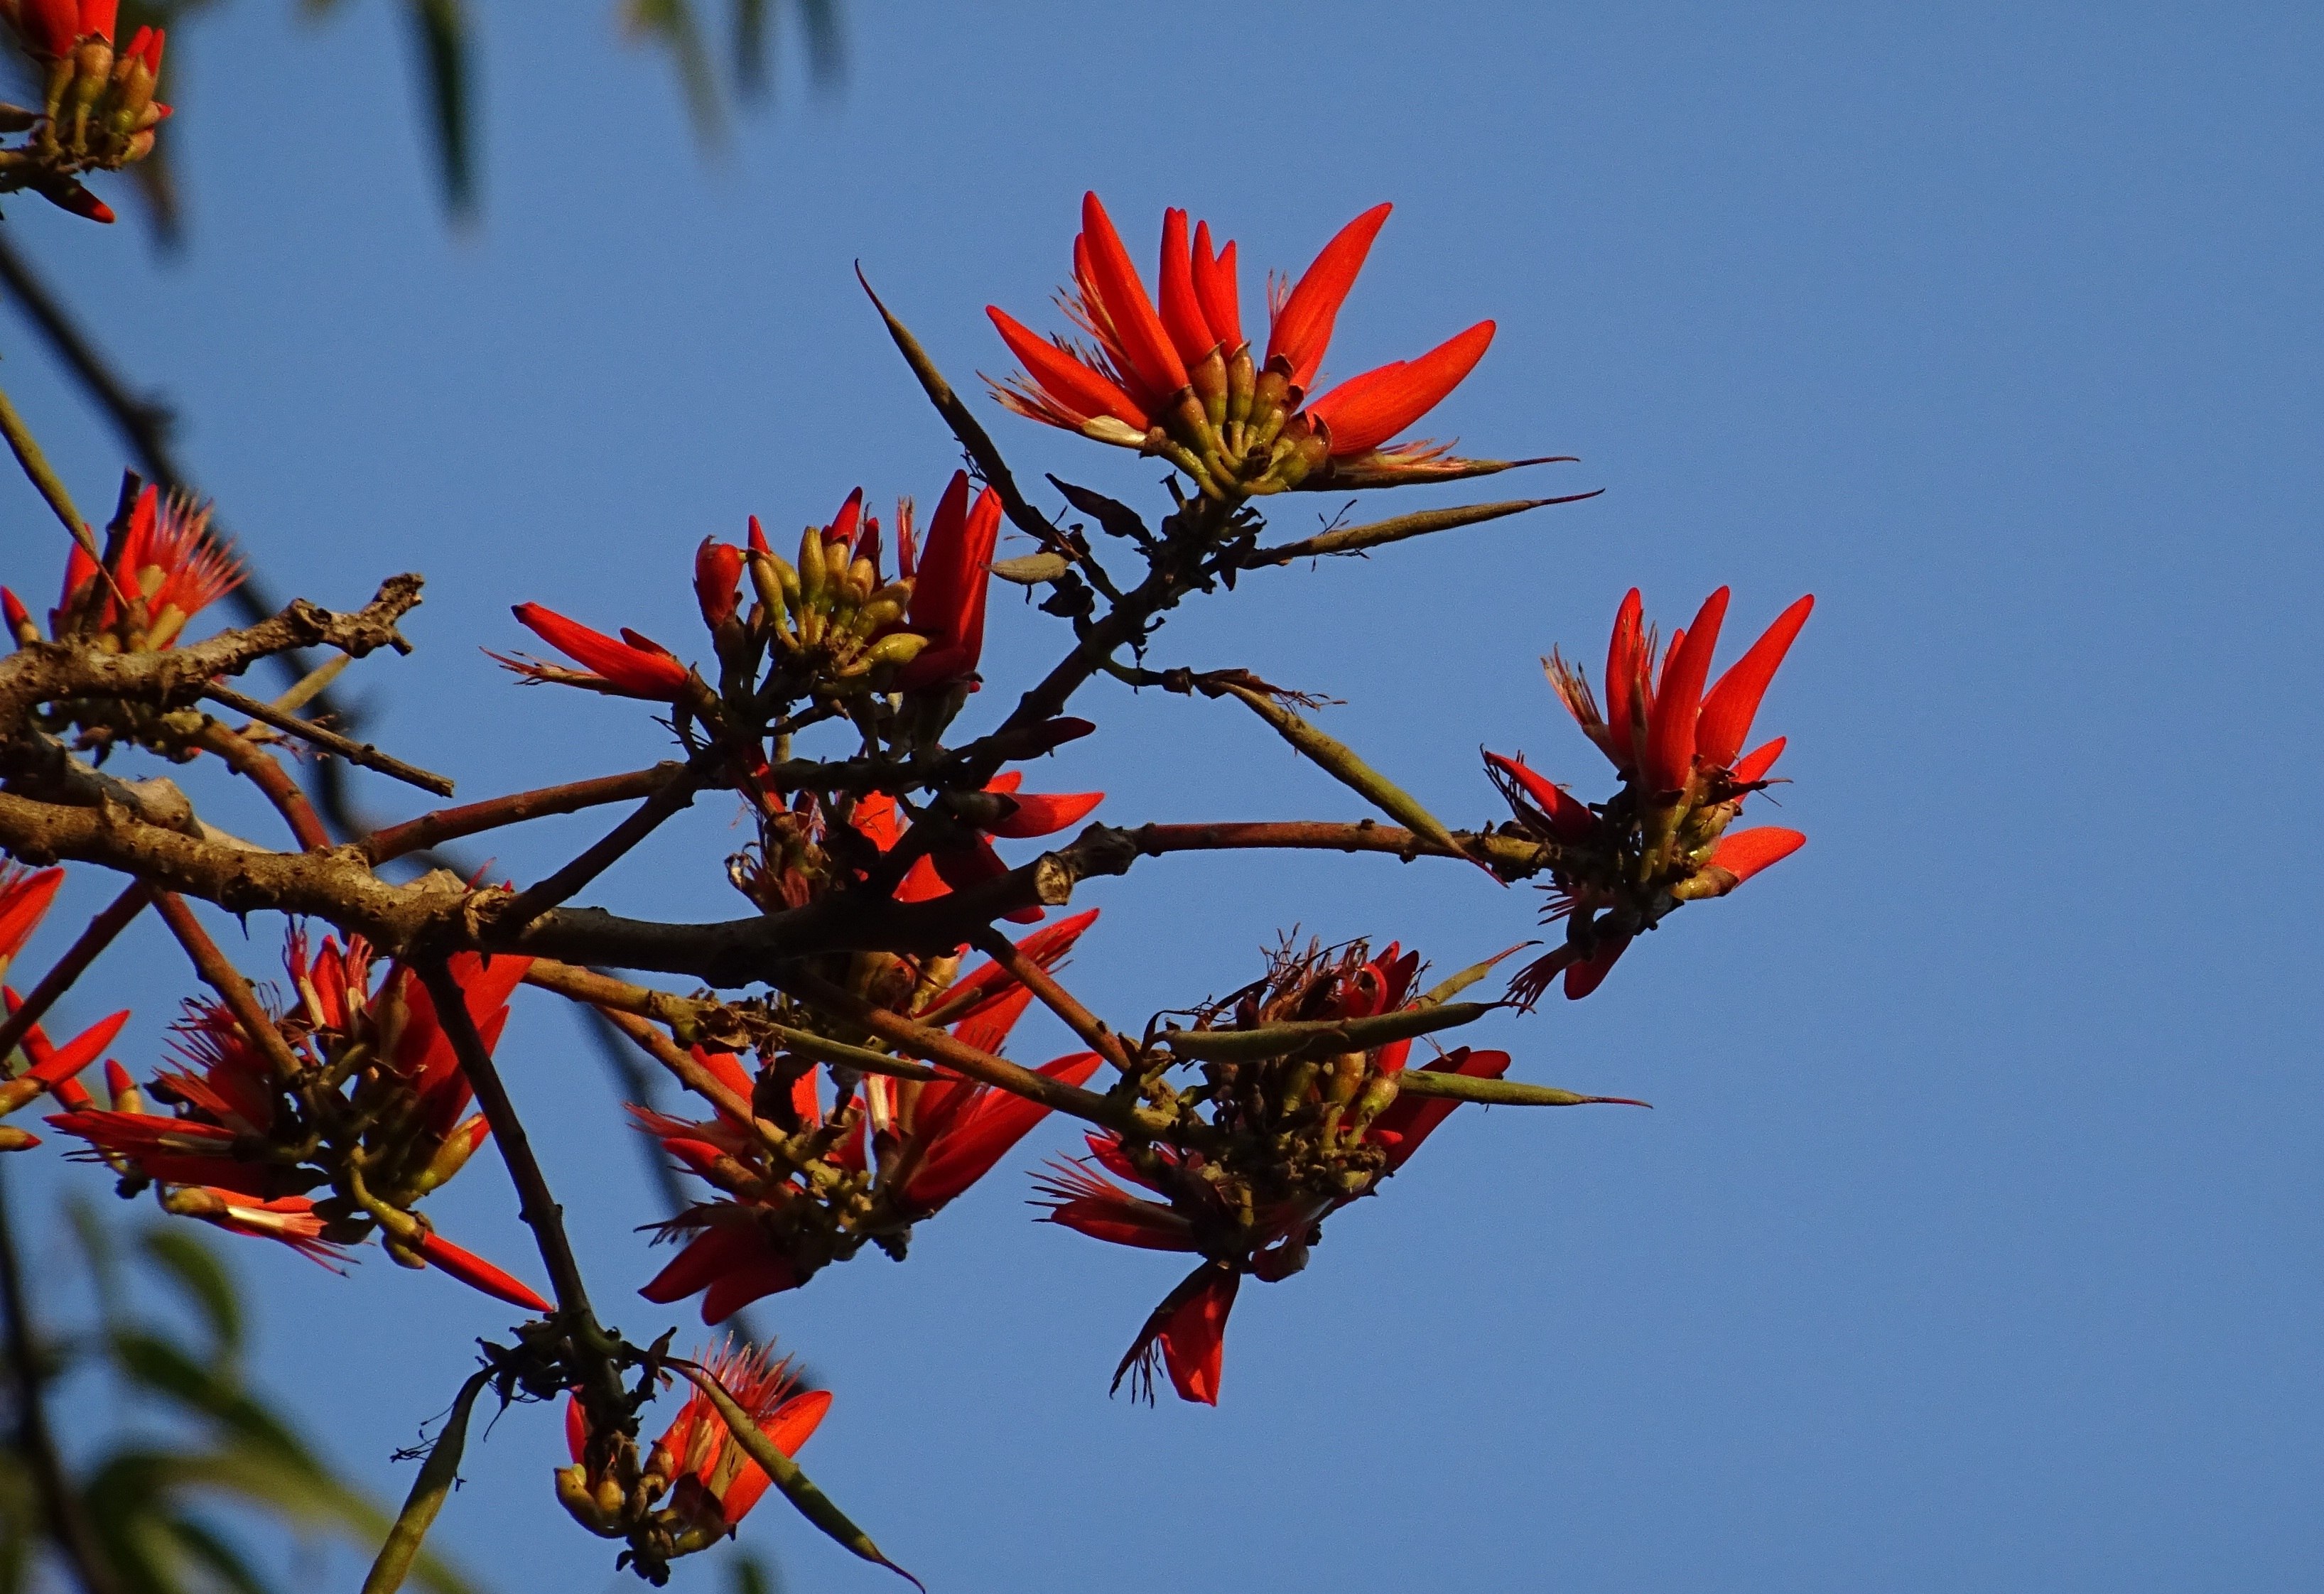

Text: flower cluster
xmin=557 ymin=1339 xmax=832 ymax=1573
xmin=4 ymin=482 xmax=240 ymax=656
xmin=48 ymin=930 xmax=551 ymax=1309
xmin=0 ymin=0 xmax=167 ymax=221
xmin=990 ymin=193 xmax=1509 ymax=497
xmin=1488 ymin=587 xmax=1814 ymax=1000
xmin=637 ymin=910 xmax=1104 ymax=1323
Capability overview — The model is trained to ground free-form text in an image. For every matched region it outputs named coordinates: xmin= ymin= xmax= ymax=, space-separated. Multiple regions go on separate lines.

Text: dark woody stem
xmin=364 ymin=764 xmax=686 ymax=864
xmin=1131 ymin=820 xmax=1551 ymax=877
xmin=492 ymin=766 xmax=706 ymax=931
xmin=781 ymin=967 xmax=1159 ymax=1137
xmin=0 ymin=880 xmax=151 ymax=1066
xmin=0 ymin=1157 xmax=126 ymax=1594
xmin=578 ymin=998 xmax=757 ymax=1124
xmin=151 ymin=891 xmax=308 ymax=1082
xmin=415 ymin=960 xmax=629 ymax=1431
xmin=197 ymin=720 xmax=333 ymax=852
xmin=966 ymin=923 xmax=1133 ymax=1073
xmin=198 ymin=681 xmax=455 ymax=797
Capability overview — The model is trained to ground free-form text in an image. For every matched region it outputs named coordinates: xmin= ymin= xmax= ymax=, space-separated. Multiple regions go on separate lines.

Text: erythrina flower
xmin=639 ymin=911 xmax=1104 ymax=1323
xmin=42 ymin=484 xmax=239 ymax=650
xmin=0 ymin=990 xmax=128 ymax=1118
xmin=556 ymin=1338 xmax=831 ymax=1560
xmin=1030 ymin=936 xmax=1630 ymax=1404
xmin=989 ymin=193 xmax=1518 ymax=497
xmin=0 ymin=1 xmax=167 ymax=222
xmin=1489 ymin=587 xmax=1813 ymax=1002
xmin=893 ymin=470 xmax=1002 ymax=692
xmin=47 ymin=933 xmax=550 ymax=1310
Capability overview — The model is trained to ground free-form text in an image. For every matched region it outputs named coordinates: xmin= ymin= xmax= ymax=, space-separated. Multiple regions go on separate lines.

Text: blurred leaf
xmin=625 ymin=0 xmax=725 ymax=144
xmin=62 ymin=1192 xmax=121 ymax=1328
xmin=136 ymin=1227 xmax=242 ymax=1360
xmin=109 ymin=1330 xmax=313 ymax=1468
xmin=163 ymin=1515 xmax=276 ymax=1594
xmin=732 ymin=0 xmax=768 ymax=97
xmin=404 ymin=0 xmax=474 ymax=215
xmin=729 ymin=1549 xmax=778 ymax=1594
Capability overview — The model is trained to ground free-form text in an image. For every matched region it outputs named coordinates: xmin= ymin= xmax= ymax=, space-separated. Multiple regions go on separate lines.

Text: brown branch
xmin=0 ymin=881 xmax=152 ymax=1066
xmin=150 ymin=892 xmax=308 ymax=1082
xmin=196 ymin=721 xmax=333 ymax=852
xmin=966 ymin=923 xmax=1133 ymax=1073
xmin=199 ymin=681 xmax=455 ymax=798
xmin=0 ymin=575 xmax=424 ymax=732
xmin=415 ymin=960 xmax=629 ymax=1429
xmin=364 ymin=764 xmax=686 ymax=864
xmin=1132 ymin=820 xmax=1550 ymax=877
xmin=779 ymin=967 xmax=1155 ymax=1136
xmin=492 ymin=769 xmax=705 ymax=931
xmin=581 ymin=1000 xmax=757 ymax=1124
xmin=0 ymin=1158 xmax=126 ymax=1594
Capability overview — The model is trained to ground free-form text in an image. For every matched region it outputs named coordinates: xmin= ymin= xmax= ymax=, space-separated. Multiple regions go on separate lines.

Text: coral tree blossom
xmin=989 ymin=193 xmax=1504 ymax=495
xmin=1486 ymin=587 xmax=1814 ymax=1001
xmin=638 ymin=911 xmax=1105 ymax=1323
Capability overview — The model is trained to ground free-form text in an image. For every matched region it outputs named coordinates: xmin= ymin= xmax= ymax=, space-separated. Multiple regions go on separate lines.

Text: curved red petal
xmin=1696 ymin=595 xmax=1814 ymax=769
xmin=1160 ymin=1271 xmax=1239 ymax=1406
xmin=1191 ymin=225 xmax=1243 ymax=351
xmin=1731 ymin=736 xmax=1787 ymax=787
xmin=1305 ymin=320 xmax=1496 ymax=457
xmin=1157 ymin=207 xmax=1216 ymax=367
xmin=1709 ymin=827 xmax=1806 ymax=884
xmin=1267 ymin=202 xmax=1392 ymax=392
xmin=984 ymin=789 xmax=1105 ymax=839
xmin=510 ymin=604 xmax=688 ymax=698
xmin=1643 ymin=588 xmax=1729 ymax=793
xmin=1079 ymin=193 xmax=1187 ymax=402
xmin=1483 ymin=751 xmax=1596 ymax=842
xmin=988 ymin=306 xmax=1150 ymax=430
xmin=414 ymin=1230 xmax=552 ymax=1314
xmin=1563 ymin=936 xmax=1631 ymax=999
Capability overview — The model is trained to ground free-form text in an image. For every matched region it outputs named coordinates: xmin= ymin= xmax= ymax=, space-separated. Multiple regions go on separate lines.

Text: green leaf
xmin=164 ymin=1514 xmax=278 ymax=1594
xmin=137 ymin=1226 xmax=242 ymax=1358
xmin=728 ymin=1549 xmax=778 ymax=1594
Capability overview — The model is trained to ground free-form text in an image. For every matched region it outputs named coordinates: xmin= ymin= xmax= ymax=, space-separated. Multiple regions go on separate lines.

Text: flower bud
xmin=693 ymin=538 xmax=742 ymax=633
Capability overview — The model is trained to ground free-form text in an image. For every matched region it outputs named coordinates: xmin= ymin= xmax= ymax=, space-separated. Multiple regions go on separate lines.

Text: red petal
xmin=563 ymin=1392 xmax=588 ymax=1463
xmin=28 ymin=1008 xmax=129 ymax=1085
xmin=1191 ymin=224 xmax=1243 ymax=350
xmin=414 ymin=1230 xmax=551 ymax=1313
xmin=1160 ymin=1271 xmax=1240 ymax=1405
xmin=701 ymin=1252 xmax=801 ymax=1324
xmin=1643 ymin=588 xmax=1729 ymax=794
xmin=1731 ymin=737 xmax=1787 ymax=786
xmin=718 ymin=1389 xmax=834 ymax=1524
xmin=925 ymin=909 xmax=1101 ymax=1026
xmin=1709 ymin=827 xmax=1805 ymax=884
xmin=899 ymin=1052 xmax=1102 ymax=1209
xmin=1483 ymin=752 xmax=1596 ymax=842
xmin=985 ymin=788 xmax=1104 ymax=839
xmin=1695 ymin=595 xmax=1813 ymax=769
xmin=1078 ymin=193 xmax=1188 ymax=403
xmin=0 ymin=867 xmax=63 ymax=964
xmin=510 ymin=604 xmax=688 ymax=698
xmin=1601 ymin=590 xmax=1646 ymax=771
xmin=1564 ymin=936 xmax=1631 ymax=999
xmin=1368 ymin=1048 xmax=1512 ymax=1170
xmin=1156 ymin=208 xmax=1216 ymax=367
xmin=639 ymin=1224 xmax=762 ymax=1304
xmin=1267 ymin=202 xmax=1392 ymax=392
xmin=1305 ymin=320 xmax=1495 ymax=457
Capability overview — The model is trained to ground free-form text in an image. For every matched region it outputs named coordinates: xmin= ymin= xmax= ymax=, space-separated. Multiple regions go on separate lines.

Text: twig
xmin=0 ymin=1156 xmax=127 ymax=1594
xmin=966 ymin=923 xmax=1133 ymax=1073
xmin=492 ymin=770 xmax=703 ymax=931
xmin=781 ymin=967 xmax=1152 ymax=1136
xmin=151 ymin=892 xmax=308 ymax=1082
xmin=0 ymin=881 xmax=152 ymax=1066
xmin=196 ymin=720 xmax=333 ymax=852
xmin=416 ymin=960 xmax=628 ymax=1428
xmin=0 ymin=379 xmax=99 ymax=563
xmin=364 ymin=764 xmax=684 ymax=864
xmin=360 ymin=1365 xmax=492 ymax=1594
xmin=578 ymin=999 xmax=756 ymax=1125
xmin=199 ymin=681 xmax=455 ymax=798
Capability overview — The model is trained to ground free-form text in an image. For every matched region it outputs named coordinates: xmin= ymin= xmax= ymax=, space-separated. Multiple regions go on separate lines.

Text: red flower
xmin=990 ymin=193 xmax=1500 ymax=494
xmin=1032 ymin=940 xmax=1533 ymax=1406
xmin=1493 ymin=587 xmax=1812 ymax=1001
xmin=499 ymin=603 xmax=694 ymax=700
xmin=50 ymin=486 xmax=240 ymax=650
xmin=166 ymin=1190 xmax=349 ymax=1269
xmin=559 ymin=1338 xmax=830 ymax=1552
xmin=1 ymin=991 xmax=128 ymax=1115
xmin=639 ymin=913 xmax=1104 ymax=1323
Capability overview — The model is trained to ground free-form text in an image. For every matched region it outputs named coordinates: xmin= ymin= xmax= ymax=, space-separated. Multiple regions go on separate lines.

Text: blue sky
xmin=4 ymin=2 xmax=2320 ymax=1590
